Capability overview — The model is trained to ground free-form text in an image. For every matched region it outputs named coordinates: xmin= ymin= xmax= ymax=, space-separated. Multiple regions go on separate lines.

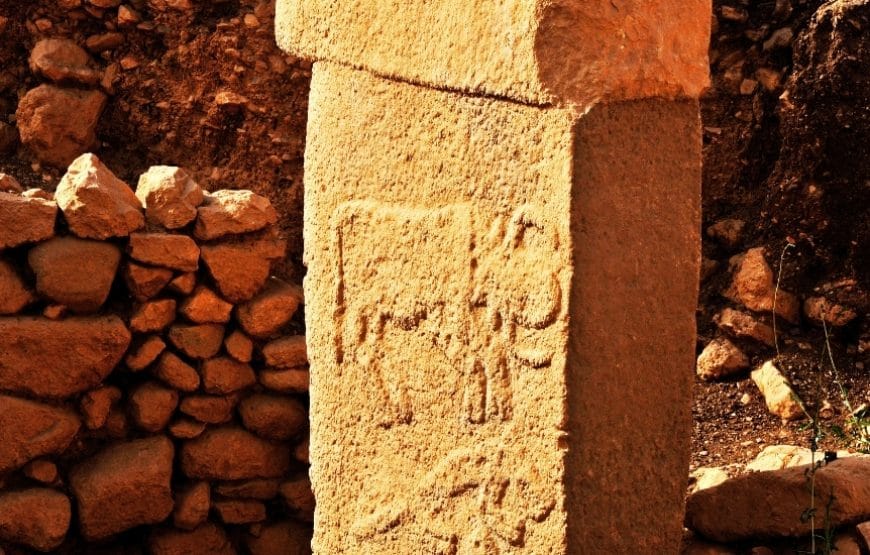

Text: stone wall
xmin=0 ymin=154 xmax=312 ymax=553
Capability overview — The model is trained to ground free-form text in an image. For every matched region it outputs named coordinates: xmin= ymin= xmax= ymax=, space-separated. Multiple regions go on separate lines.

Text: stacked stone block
xmin=277 ymin=1 xmax=710 ymax=553
xmin=0 ymin=155 xmax=311 ymax=554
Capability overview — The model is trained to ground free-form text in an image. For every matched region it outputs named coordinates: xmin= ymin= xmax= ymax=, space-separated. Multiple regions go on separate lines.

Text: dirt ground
xmin=694 ymin=0 xmax=870 ymax=470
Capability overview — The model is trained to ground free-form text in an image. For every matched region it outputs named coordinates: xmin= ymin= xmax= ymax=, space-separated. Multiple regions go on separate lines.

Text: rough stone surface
xmin=202 ymin=357 xmax=257 ymax=394
xmin=55 ymin=153 xmax=144 ymax=237
xmin=130 ymin=298 xmax=177 ymax=333
xmin=0 ymin=395 xmax=81 ymax=473
xmin=168 ymin=271 xmax=196 ymax=295
xmin=179 ymin=395 xmax=237 ymax=424
xmin=16 ymin=86 xmax=107 ymax=168
xmin=0 ymin=488 xmax=71 ymax=552
xmin=29 ymin=38 xmax=101 ymax=85
xmin=696 ymin=337 xmax=750 ymax=381
xmin=275 ymin=0 xmax=711 ymax=107
xmin=259 ymin=368 xmax=309 ymax=393
xmin=727 ymin=247 xmax=800 ymax=323
xmin=200 ymin=233 xmax=285 ymax=303
xmin=168 ymin=323 xmax=224 ymax=359
xmin=168 ymin=418 xmax=206 ymax=440
xmin=24 ymin=459 xmax=60 ymax=484
xmin=136 ymin=165 xmax=204 ymax=229
xmin=172 ymin=481 xmax=210 ymax=530
xmin=28 ymin=237 xmax=121 ymax=313
xmin=262 ymin=335 xmax=307 ymax=368
xmin=129 ymin=381 xmax=179 ymax=432
xmin=123 ymin=261 xmax=173 ymax=301
xmin=214 ymin=499 xmax=267 ymax=524
xmin=686 ymin=457 xmax=870 ymax=542
xmin=236 ymin=277 xmax=302 ymax=338
xmin=804 ymin=296 xmax=858 ymax=327
xmin=751 ymin=360 xmax=805 ymax=421
xmin=302 ymin=62 xmax=702 ymax=554
xmin=0 ymin=173 xmax=23 ymax=193
xmin=0 ymin=192 xmax=57 ymax=249
xmin=80 ymin=386 xmax=122 ymax=430
xmin=239 ymin=394 xmax=307 ymax=441
xmin=0 ymin=258 xmax=35 ymax=314
xmin=125 ymin=335 xmax=167 ymax=371
xmin=154 ymin=351 xmax=200 ymax=392
xmin=193 ymin=189 xmax=277 ymax=240
xmin=714 ymin=308 xmax=776 ymax=347
xmin=69 ymin=436 xmax=175 ymax=541
xmin=180 ymin=285 xmax=233 ymax=323
xmin=128 ymin=232 xmax=199 ymax=271
xmin=225 ymin=330 xmax=254 ymax=362
xmin=149 ymin=523 xmax=236 ymax=555
xmin=0 ymin=316 xmax=130 ymax=398
xmin=246 ymin=520 xmax=313 ymax=555
xmin=180 ymin=426 xmax=291 ymax=480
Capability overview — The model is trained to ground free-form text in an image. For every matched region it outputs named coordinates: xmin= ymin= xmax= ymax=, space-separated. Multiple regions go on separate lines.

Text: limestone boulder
xmin=168 ymin=323 xmax=224 ymax=359
xmin=214 ymin=499 xmax=267 ymax=524
xmin=80 ymin=386 xmax=122 ymax=430
xmin=751 ymin=360 xmax=805 ymax=421
xmin=55 ymin=153 xmax=144 ymax=238
xmin=180 ymin=426 xmax=291 ymax=480
xmin=259 ymin=368 xmax=309 ymax=394
xmin=0 ymin=316 xmax=130 ymax=398
xmin=0 ymin=258 xmax=35 ymax=314
xmin=125 ymin=335 xmax=167 ymax=371
xmin=202 ymin=357 xmax=256 ymax=394
xmin=0 ymin=488 xmax=71 ymax=552
xmin=129 ymin=232 xmax=199 ymax=271
xmin=180 ymin=285 xmax=233 ymax=324
xmin=154 ymin=351 xmax=200 ymax=392
xmin=0 ymin=173 xmax=23 ymax=193
xmin=24 ymin=459 xmax=60 ymax=485
xmin=130 ymin=298 xmax=176 ymax=333
xmin=179 ymin=395 xmax=237 ymax=424
xmin=16 ymin=86 xmax=107 ymax=168
xmin=0 ymin=395 xmax=81 ymax=473
xmin=804 ymin=296 xmax=858 ymax=327
xmin=236 ymin=277 xmax=303 ymax=338
xmin=168 ymin=418 xmax=206 ymax=439
xmin=214 ymin=479 xmax=280 ymax=500
xmin=200 ymin=234 xmax=285 ymax=302
xmin=123 ymin=262 xmax=173 ymax=301
xmin=727 ymin=247 xmax=800 ymax=323
xmin=279 ymin=476 xmax=315 ymax=523
xmin=706 ymin=218 xmax=746 ymax=249
xmin=28 ymin=236 xmax=121 ymax=312
xmin=262 ymin=335 xmax=307 ymax=368
xmin=696 ymin=338 xmax=750 ymax=381
xmin=29 ymin=38 xmax=102 ymax=85
xmin=714 ymin=308 xmax=776 ymax=347
xmin=69 ymin=436 xmax=174 ymax=541
xmin=239 ymin=394 xmax=307 ymax=441
xmin=0 ymin=192 xmax=57 ymax=249
xmin=129 ymin=382 xmax=178 ymax=432
xmin=225 ymin=331 xmax=254 ymax=362
xmin=194 ymin=190 xmax=278 ymax=240
xmin=149 ymin=523 xmax=235 ymax=555
xmin=686 ymin=457 xmax=870 ymax=542
xmin=136 ymin=166 xmax=204 ymax=229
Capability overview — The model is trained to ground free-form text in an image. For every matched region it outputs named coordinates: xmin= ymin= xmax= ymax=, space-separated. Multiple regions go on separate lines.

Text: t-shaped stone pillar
xmin=277 ymin=2 xmax=710 ymax=553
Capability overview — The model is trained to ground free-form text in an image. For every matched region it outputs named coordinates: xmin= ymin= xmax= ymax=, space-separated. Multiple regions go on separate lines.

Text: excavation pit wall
xmin=0 ymin=155 xmax=312 ymax=554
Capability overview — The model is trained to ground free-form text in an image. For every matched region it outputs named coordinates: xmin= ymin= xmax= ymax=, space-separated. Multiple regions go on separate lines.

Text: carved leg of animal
xmin=463 ymin=357 xmax=487 ymax=424
xmin=485 ymin=351 xmax=512 ymax=421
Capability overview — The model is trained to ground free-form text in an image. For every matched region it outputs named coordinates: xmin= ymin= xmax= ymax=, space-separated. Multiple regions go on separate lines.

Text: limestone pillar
xmin=277 ymin=2 xmax=710 ymax=553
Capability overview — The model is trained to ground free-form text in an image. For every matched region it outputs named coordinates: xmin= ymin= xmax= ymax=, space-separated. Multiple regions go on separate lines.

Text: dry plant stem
xmin=774 ymin=243 xmax=795 ymax=357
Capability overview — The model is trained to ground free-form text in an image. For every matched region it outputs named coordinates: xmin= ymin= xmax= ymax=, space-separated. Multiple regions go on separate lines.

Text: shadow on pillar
xmin=565 ymin=99 xmax=702 ymax=553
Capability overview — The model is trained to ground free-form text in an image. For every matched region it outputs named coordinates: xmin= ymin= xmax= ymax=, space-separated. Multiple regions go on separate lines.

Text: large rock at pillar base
xmin=686 ymin=457 xmax=870 ymax=542
xmin=0 ymin=395 xmax=81 ymax=473
xmin=246 ymin=520 xmax=312 ymax=555
xmin=55 ymin=153 xmax=144 ymax=239
xmin=15 ymin=85 xmax=107 ymax=168
xmin=0 ymin=192 xmax=57 ymax=249
xmin=0 ymin=316 xmax=131 ymax=398
xmin=149 ymin=523 xmax=236 ymax=555
xmin=193 ymin=190 xmax=278 ymax=240
xmin=201 ymin=233 xmax=286 ymax=303
xmin=69 ymin=436 xmax=175 ymax=541
xmin=0 ymin=488 xmax=71 ymax=552
xmin=28 ymin=236 xmax=121 ymax=313
xmin=136 ymin=166 xmax=204 ymax=229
